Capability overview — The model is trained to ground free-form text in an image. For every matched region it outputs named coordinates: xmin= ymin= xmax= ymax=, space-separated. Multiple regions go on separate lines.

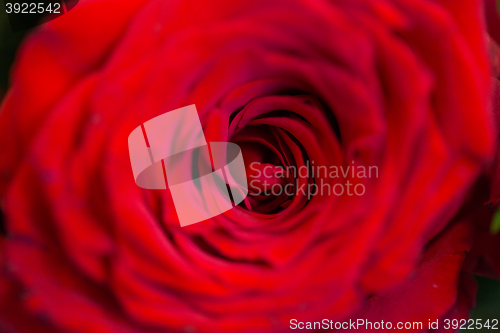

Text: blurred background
xmin=0 ymin=8 xmax=27 ymax=99
xmin=0 ymin=5 xmax=499 ymax=332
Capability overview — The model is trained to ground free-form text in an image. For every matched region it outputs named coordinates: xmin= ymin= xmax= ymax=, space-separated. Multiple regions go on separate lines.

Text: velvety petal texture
xmin=0 ymin=0 xmax=494 ymax=332
xmin=463 ymin=0 xmax=500 ymax=281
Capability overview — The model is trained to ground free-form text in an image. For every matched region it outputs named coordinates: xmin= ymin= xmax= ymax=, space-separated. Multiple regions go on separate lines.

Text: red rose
xmin=462 ymin=0 xmax=500 ymax=279
xmin=0 ymin=0 xmax=494 ymax=332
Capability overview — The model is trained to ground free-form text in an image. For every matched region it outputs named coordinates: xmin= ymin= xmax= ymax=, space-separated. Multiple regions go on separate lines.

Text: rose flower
xmin=0 ymin=0 xmax=495 ymax=332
